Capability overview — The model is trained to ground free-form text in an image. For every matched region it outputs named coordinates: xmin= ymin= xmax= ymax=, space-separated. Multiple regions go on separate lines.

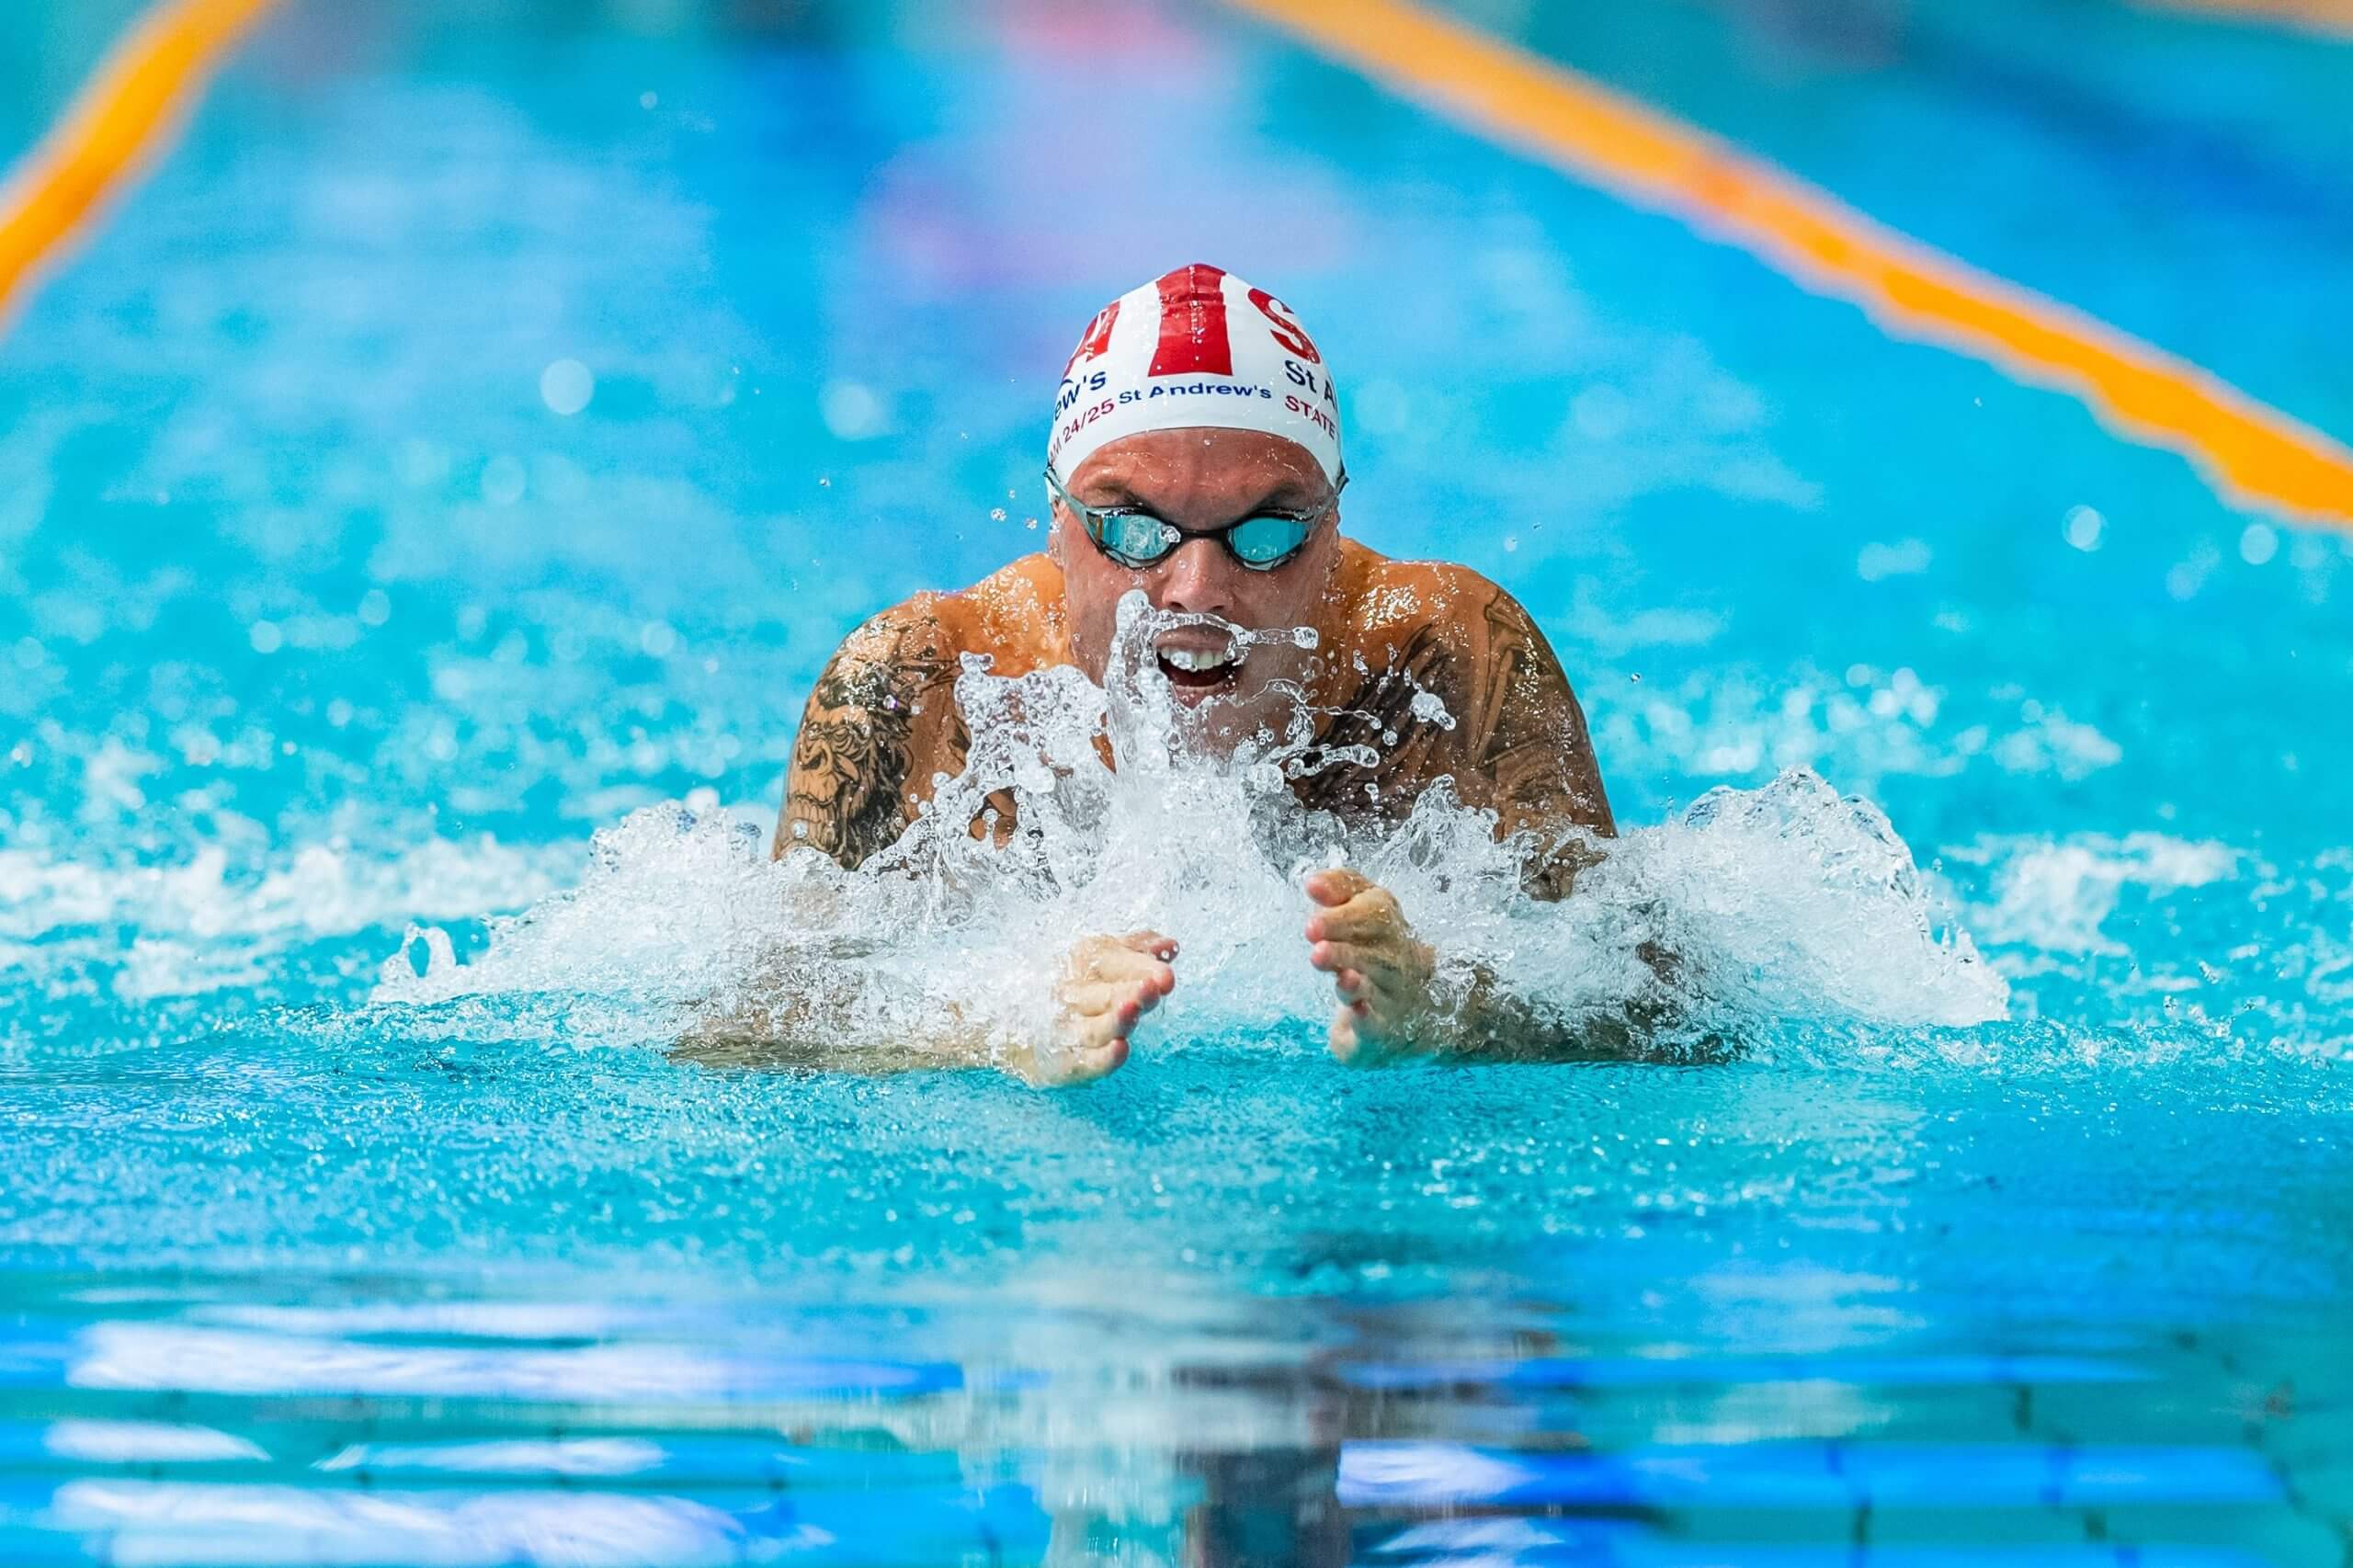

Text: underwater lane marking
xmin=0 ymin=0 xmax=280 ymax=338
xmin=1222 ymin=0 xmax=2353 ymax=529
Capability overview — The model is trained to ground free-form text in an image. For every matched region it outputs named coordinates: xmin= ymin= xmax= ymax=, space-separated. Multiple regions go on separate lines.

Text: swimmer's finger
xmin=1327 ymin=1002 xmax=1393 ymax=1066
xmin=1007 ymin=1029 xmax=1129 ymax=1086
xmin=1102 ymin=956 xmax=1176 ymax=1001
xmin=1120 ymin=929 xmax=1180 ymax=961
xmin=1090 ymin=942 xmax=1170 ymax=979
xmin=1041 ymin=1033 xmax=1131 ymax=1086
xmin=1073 ymin=948 xmax=1174 ymax=995
xmin=1093 ymin=979 xmax=1169 ymax=1020
xmin=1072 ymin=994 xmax=1142 ymax=1052
xmin=1063 ymin=931 xmax=1169 ymax=972
xmin=1304 ymin=868 xmax=1372 ymax=908
xmin=1309 ymin=939 xmax=1390 ymax=980
xmin=1059 ymin=980 xmax=1141 ymax=1017
xmin=1327 ymin=1006 xmax=1362 ymax=1063
xmin=1074 ymin=1034 xmax=1131 ymax=1080
xmin=1305 ymin=898 xmax=1399 ymax=944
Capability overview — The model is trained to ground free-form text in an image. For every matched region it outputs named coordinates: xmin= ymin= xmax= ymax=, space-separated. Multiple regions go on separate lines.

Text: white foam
xmin=1958 ymin=833 xmax=2240 ymax=957
xmin=0 ymin=835 xmax=574 ymax=1001
xmin=1589 ymin=667 xmax=2119 ymax=791
xmin=376 ymin=593 xmax=2005 ymax=1064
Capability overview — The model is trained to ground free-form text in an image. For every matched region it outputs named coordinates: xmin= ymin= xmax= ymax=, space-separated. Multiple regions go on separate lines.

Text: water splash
xmin=373 ymin=593 xmax=2006 ymax=1065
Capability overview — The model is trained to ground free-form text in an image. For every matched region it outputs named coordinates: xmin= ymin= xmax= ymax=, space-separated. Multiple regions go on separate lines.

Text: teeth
xmin=1162 ymin=646 xmax=1236 ymax=673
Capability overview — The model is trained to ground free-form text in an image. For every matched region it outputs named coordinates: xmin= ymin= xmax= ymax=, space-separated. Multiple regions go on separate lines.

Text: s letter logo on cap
xmin=1248 ymin=288 xmax=1320 ymax=365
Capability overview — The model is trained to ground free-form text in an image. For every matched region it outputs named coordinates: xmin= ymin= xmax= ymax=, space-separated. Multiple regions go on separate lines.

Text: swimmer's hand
xmin=1005 ymin=930 xmax=1177 ymax=1087
xmin=1305 ymin=869 xmax=1443 ymax=1065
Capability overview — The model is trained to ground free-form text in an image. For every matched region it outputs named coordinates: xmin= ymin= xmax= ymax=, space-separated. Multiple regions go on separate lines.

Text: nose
xmin=1148 ymin=536 xmax=1235 ymax=618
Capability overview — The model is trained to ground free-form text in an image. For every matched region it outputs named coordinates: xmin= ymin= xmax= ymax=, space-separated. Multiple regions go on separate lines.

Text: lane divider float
xmin=0 ymin=0 xmax=281 ymax=339
xmin=1225 ymin=0 xmax=2353 ymax=528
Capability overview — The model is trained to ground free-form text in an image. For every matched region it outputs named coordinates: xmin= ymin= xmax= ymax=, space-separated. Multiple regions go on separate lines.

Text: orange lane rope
xmin=1224 ymin=0 xmax=2353 ymax=529
xmin=2134 ymin=0 xmax=2353 ymax=40
xmin=0 ymin=0 xmax=280 ymax=338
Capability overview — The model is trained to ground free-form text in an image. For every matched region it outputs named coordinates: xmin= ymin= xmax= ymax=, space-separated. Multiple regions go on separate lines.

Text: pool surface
xmin=2 ymin=0 xmax=2349 ymax=1562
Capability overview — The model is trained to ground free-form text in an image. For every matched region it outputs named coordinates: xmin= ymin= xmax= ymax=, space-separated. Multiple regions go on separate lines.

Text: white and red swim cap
xmin=1046 ymin=263 xmax=1343 ymax=487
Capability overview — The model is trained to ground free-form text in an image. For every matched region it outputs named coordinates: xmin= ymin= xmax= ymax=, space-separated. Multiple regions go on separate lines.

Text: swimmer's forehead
xmin=1069 ymin=429 xmax=1331 ymax=508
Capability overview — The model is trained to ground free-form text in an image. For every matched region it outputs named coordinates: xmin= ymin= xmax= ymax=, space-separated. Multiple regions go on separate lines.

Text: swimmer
xmin=776 ymin=264 xmax=1616 ymax=1083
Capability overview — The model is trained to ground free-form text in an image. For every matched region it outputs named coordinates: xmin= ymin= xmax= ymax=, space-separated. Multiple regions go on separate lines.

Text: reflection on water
xmin=1 ymin=1278 xmax=2341 ymax=1566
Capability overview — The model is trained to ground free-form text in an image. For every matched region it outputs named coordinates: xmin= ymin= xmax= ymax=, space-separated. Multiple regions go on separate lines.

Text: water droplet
xmin=2063 ymin=505 xmax=2104 ymax=551
xmin=540 ymin=358 xmax=595 ymax=416
xmin=820 ymin=381 xmax=886 ymax=440
xmin=481 ymin=454 xmax=527 ymax=506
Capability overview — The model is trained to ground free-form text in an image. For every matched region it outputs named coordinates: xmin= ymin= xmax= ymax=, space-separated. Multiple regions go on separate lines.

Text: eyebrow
xmin=1078 ymin=483 xmax=1319 ymax=517
xmin=1245 ymin=484 xmax=1319 ymax=513
xmin=1077 ymin=481 xmax=1148 ymax=508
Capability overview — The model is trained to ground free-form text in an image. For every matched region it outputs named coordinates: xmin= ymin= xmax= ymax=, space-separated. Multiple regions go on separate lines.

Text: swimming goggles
xmin=1044 ymin=466 xmax=1343 ymax=573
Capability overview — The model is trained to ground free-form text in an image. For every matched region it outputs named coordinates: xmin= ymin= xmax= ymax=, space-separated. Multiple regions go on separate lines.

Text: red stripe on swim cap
xmin=1063 ymin=300 xmax=1120 ymax=380
xmin=1147 ymin=263 xmax=1233 ymax=378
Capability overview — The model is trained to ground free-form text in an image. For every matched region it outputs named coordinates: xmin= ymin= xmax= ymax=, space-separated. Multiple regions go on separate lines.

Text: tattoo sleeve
xmin=774 ymin=607 xmax=963 ymax=869
xmin=1463 ymin=589 xmax=1614 ymax=901
xmin=1293 ymin=625 xmax=1457 ymax=819
xmin=1301 ymin=585 xmax=1614 ymax=902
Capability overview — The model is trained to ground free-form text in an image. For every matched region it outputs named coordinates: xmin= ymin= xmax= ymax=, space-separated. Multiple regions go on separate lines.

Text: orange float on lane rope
xmin=1223 ymin=0 xmax=2353 ymax=529
xmin=0 ymin=0 xmax=280 ymax=337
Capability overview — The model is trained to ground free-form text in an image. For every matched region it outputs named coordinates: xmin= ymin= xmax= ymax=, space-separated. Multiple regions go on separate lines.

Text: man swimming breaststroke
xmin=774 ymin=263 xmax=1629 ymax=1085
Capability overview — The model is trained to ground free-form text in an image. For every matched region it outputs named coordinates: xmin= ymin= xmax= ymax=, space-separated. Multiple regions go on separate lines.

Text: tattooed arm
xmin=749 ymin=597 xmax=1177 ymax=1085
xmin=1305 ymin=577 xmax=1678 ymax=1062
xmin=1297 ymin=575 xmax=1612 ymax=894
xmin=1449 ymin=583 xmax=1615 ymax=900
xmin=774 ymin=600 xmax=965 ymax=869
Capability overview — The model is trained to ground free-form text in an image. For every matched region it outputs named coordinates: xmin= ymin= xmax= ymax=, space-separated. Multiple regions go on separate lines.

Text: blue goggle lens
xmin=1090 ymin=511 xmax=1312 ymax=570
xmin=1096 ymin=512 xmax=1176 ymax=564
xmin=1226 ymin=514 xmax=1313 ymax=566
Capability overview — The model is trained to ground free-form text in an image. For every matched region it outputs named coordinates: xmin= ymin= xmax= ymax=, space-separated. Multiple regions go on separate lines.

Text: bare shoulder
xmin=938 ymin=552 xmax=1066 ymax=675
xmin=779 ymin=558 xmax=1064 ymax=868
xmin=824 ymin=551 xmax=1060 ymax=677
xmin=824 ymin=591 xmax=961 ymax=691
xmin=777 ymin=592 xmax=969 ymax=867
xmin=1322 ymin=544 xmax=1614 ymax=874
xmin=1336 ymin=547 xmax=1546 ymax=670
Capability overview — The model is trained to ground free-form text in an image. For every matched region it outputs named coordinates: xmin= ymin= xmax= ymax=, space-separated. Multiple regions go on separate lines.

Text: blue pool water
xmin=2 ymin=0 xmax=2349 ymax=1562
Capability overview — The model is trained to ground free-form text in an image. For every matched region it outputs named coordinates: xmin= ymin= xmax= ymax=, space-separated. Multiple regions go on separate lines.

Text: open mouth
xmin=1155 ymin=642 xmax=1243 ymax=702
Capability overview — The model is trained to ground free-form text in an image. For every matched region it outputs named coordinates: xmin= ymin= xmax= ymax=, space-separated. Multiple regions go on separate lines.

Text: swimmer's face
xmin=1050 ymin=427 xmax=1342 ymax=753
